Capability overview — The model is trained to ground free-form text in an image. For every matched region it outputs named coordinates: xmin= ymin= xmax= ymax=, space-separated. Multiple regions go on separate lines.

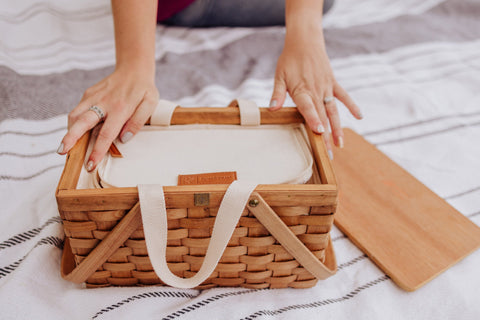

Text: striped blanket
xmin=1 ymin=0 xmax=479 ymax=319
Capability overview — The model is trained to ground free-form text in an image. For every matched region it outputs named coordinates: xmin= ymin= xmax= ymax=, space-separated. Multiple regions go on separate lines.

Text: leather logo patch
xmin=178 ymin=172 xmax=237 ymax=185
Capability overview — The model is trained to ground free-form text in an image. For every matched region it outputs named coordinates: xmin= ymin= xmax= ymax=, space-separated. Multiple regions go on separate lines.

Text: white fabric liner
xmin=86 ymin=123 xmax=313 ymax=188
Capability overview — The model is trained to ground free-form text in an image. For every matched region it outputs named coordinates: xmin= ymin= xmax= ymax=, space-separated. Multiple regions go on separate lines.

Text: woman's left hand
xmin=269 ymin=22 xmax=362 ymax=157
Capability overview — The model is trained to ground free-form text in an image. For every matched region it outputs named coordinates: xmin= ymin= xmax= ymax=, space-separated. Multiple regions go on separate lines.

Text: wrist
xmin=286 ymin=12 xmax=324 ymax=44
xmin=115 ymin=59 xmax=156 ymax=80
xmin=286 ymin=0 xmax=324 ymax=30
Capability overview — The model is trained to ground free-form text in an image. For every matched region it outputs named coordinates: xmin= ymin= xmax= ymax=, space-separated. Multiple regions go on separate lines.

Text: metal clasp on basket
xmin=194 ymin=193 xmax=210 ymax=206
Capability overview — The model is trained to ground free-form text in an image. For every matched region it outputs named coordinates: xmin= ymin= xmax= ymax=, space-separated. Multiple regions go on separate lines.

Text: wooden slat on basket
xmin=57 ymin=184 xmax=337 ymax=212
xmin=57 ymin=132 xmax=90 ymax=191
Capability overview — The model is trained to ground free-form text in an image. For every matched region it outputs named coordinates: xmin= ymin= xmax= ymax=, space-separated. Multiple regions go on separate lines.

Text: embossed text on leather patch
xmin=178 ymin=171 xmax=237 ymax=185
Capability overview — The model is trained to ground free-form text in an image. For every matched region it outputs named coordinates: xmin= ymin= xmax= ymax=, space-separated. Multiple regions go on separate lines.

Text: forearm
xmin=285 ymin=0 xmax=325 ymax=43
xmin=111 ymin=0 xmax=158 ymax=76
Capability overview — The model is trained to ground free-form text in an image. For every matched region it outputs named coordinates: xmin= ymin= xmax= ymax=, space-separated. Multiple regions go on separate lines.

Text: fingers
xmin=58 ymin=110 xmax=102 ymax=155
xmin=322 ymin=130 xmax=334 ymax=160
xmin=86 ymin=112 xmax=127 ymax=171
xmin=269 ymin=74 xmax=287 ymax=111
xmin=119 ymin=93 xmax=158 ymax=143
xmin=292 ymin=92 xmax=325 ymax=134
xmin=312 ymin=94 xmax=335 ymax=159
xmin=68 ymin=83 xmax=106 ymax=128
xmin=334 ymin=81 xmax=363 ymax=120
xmin=291 ymin=92 xmax=336 ymax=159
xmin=323 ymin=92 xmax=344 ymax=148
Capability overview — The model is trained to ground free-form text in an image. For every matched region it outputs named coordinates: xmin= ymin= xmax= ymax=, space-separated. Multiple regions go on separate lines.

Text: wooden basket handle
xmin=149 ymin=99 xmax=261 ymax=126
xmin=248 ymin=192 xmax=337 ymax=279
xmin=61 ymin=202 xmax=142 ymax=284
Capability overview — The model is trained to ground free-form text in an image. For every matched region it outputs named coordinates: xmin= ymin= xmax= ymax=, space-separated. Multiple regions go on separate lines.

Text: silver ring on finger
xmin=323 ymin=96 xmax=335 ymax=104
xmin=88 ymin=105 xmax=105 ymax=121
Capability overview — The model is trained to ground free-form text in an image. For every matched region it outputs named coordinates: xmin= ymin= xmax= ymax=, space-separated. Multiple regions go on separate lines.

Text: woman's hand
xmin=270 ymin=2 xmax=362 ymax=158
xmin=57 ymin=67 xmax=159 ymax=171
xmin=57 ymin=0 xmax=159 ymax=171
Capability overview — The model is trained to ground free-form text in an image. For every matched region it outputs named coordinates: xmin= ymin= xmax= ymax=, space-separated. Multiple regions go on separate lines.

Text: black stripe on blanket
xmin=0 ymin=150 xmax=57 ymax=158
xmin=0 ymin=163 xmax=63 ymax=181
xmin=445 ymin=186 xmax=480 ymax=200
xmin=345 ymin=58 xmax=480 ymax=93
xmin=0 ymin=3 xmax=111 ymax=24
xmin=0 ymin=216 xmax=62 ymax=250
xmin=468 ymin=211 xmax=480 ymax=218
xmin=375 ymin=121 xmax=480 ymax=146
xmin=161 ymin=289 xmax=266 ymax=320
xmin=240 ymin=275 xmax=390 ymax=320
xmin=337 ymin=254 xmax=368 ymax=270
xmin=332 ymin=234 xmax=347 ymax=241
xmin=94 ymin=253 xmax=369 ymax=319
xmin=362 ymin=111 xmax=480 ymax=137
xmin=0 ymin=236 xmax=63 ymax=278
xmin=91 ymin=291 xmax=200 ymax=319
xmin=0 ymin=126 xmax=67 ymax=137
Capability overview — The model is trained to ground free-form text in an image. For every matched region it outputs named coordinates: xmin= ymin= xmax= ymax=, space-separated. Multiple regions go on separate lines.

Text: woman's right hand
xmin=57 ymin=0 xmax=159 ymax=172
xmin=57 ymin=66 xmax=159 ymax=172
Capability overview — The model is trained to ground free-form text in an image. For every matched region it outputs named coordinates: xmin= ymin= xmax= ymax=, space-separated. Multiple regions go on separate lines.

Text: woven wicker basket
xmin=56 ymin=106 xmax=338 ymax=289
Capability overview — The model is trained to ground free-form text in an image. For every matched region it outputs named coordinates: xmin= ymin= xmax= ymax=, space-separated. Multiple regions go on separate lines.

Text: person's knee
xmin=323 ymin=0 xmax=335 ymax=14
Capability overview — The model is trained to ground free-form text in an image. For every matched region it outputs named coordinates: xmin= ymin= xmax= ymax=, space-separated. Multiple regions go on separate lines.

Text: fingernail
xmin=269 ymin=100 xmax=277 ymax=109
xmin=357 ymin=110 xmax=364 ymax=119
xmin=316 ymin=124 xmax=325 ymax=133
xmin=57 ymin=142 xmax=64 ymax=154
xmin=86 ymin=161 xmax=94 ymax=172
xmin=328 ymin=150 xmax=334 ymax=160
xmin=338 ymin=137 xmax=344 ymax=148
xmin=121 ymin=131 xmax=133 ymax=143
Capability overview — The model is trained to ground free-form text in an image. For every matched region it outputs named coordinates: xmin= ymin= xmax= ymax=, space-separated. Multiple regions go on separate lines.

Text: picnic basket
xmin=56 ymin=100 xmax=338 ymax=289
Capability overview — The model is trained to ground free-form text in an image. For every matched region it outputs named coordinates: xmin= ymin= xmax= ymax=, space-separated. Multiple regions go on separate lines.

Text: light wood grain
xmin=57 ymin=184 xmax=338 ymax=211
xmin=146 ymin=107 xmax=304 ymax=125
xmin=332 ymin=128 xmax=480 ymax=291
xmin=306 ymin=128 xmax=336 ymax=185
xmin=56 ymin=132 xmax=90 ymax=191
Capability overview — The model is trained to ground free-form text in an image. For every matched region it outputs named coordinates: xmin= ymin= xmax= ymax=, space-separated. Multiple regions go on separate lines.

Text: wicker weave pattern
xmin=62 ymin=204 xmax=333 ymax=289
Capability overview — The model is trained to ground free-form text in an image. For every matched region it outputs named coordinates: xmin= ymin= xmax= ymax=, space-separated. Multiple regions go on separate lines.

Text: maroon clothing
xmin=157 ymin=0 xmax=196 ymax=21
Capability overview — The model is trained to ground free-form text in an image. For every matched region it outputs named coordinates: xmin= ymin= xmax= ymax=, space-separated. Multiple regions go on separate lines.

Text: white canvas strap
xmin=138 ymin=181 xmax=257 ymax=288
xmin=150 ymin=99 xmax=179 ymax=126
xmin=229 ymin=99 xmax=261 ymax=126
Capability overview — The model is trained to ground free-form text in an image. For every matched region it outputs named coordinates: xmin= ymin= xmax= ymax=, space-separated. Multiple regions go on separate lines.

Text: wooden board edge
xmin=306 ymin=128 xmax=337 ymax=185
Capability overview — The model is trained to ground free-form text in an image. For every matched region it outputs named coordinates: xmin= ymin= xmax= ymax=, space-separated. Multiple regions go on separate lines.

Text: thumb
xmin=269 ymin=75 xmax=287 ymax=111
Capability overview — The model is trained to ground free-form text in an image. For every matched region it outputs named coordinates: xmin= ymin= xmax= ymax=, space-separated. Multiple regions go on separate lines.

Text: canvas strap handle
xmin=150 ymin=99 xmax=179 ymax=126
xmin=138 ymin=181 xmax=257 ymax=288
xmin=228 ymin=99 xmax=261 ymax=126
xmin=150 ymin=99 xmax=261 ymax=126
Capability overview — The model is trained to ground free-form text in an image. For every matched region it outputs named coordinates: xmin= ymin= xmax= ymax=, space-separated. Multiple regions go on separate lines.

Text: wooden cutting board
xmin=332 ymin=128 xmax=480 ymax=291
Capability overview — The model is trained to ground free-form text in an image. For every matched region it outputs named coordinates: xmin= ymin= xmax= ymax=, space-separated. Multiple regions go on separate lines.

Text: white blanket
xmin=1 ymin=0 xmax=479 ymax=319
